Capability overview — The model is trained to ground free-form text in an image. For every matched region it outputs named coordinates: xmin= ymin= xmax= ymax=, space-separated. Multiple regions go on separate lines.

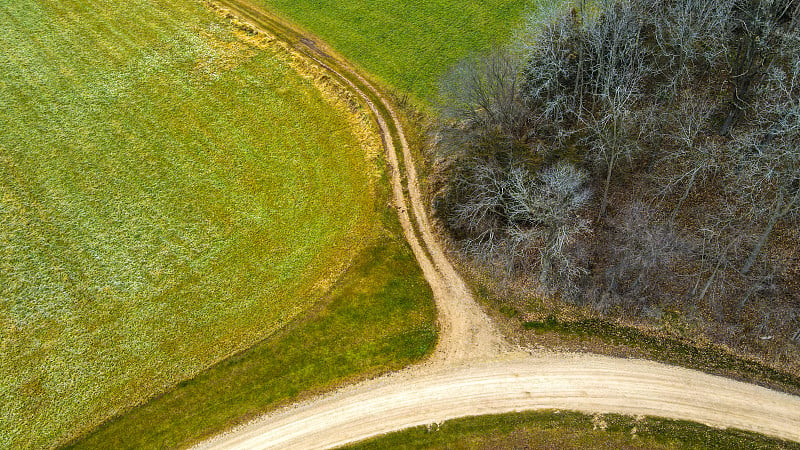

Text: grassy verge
xmin=345 ymin=410 xmax=800 ymax=450
xmin=521 ymin=317 xmax=800 ymax=394
xmin=66 ymin=224 xmax=436 ymax=449
xmin=461 ymin=270 xmax=800 ymax=396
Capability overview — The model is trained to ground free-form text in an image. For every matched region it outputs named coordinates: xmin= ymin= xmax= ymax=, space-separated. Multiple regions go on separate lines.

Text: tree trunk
xmin=698 ymin=266 xmax=719 ymax=303
xmin=719 ymin=108 xmax=737 ymax=136
xmin=738 ymin=279 xmax=760 ymax=310
xmin=575 ymin=45 xmax=584 ymax=120
xmin=631 ymin=270 xmax=648 ymax=296
xmin=720 ymin=33 xmax=759 ymax=136
xmin=539 ymin=256 xmax=551 ymax=286
xmin=573 ymin=0 xmax=585 ymax=121
xmin=698 ymin=245 xmax=732 ymax=302
xmin=671 ymin=169 xmax=698 ymax=223
xmin=741 ymin=199 xmax=782 ymax=275
xmin=599 ymin=152 xmax=616 ymax=219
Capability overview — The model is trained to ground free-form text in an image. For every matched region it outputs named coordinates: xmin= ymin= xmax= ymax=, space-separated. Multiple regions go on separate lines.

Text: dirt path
xmin=197 ymin=1 xmax=800 ymax=447
xmin=197 ymin=354 xmax=800 ymax=448
xmin=212 ymin=0 xmax=507 ymax=365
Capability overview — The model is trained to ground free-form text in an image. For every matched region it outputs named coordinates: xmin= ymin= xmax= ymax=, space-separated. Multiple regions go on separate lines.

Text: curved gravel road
xmin=198 ymin=354 xmax=800 ymax=449
xmin=197 ymin=1 xmax=800 ymax=448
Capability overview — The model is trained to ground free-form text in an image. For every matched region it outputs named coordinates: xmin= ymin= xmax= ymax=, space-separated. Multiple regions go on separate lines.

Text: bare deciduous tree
xmin=719 ymin=0 xmax=799 ymax=135
xmin=734 ymin=55 xmax=800 ymax=274
xmin=520 ymin=2 xmax=583 ymax=126
xmin=580 ymin=0 xmax=648 ymax=217
xmin=447 ymin=158 xmax=508 ymax=239
xmin=433 ymin=0 xmax=800 ymax=361
xmin=606 ymin=202 xmax=689 ymax=303
xmin=653 ymin=0 xmax=734 ymax=93
xmin=507 ymin=162 xmax=592 ymax=286
xmin=584 ymin=84 xmax=642 ymax=218
xmin=437 ymin=49 xmax=535 ymax=161
xmin=655 ymin=91 xmax=725 ymax=222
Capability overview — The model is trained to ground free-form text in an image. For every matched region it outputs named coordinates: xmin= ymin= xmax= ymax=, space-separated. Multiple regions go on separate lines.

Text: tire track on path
xmin=196 ymin=2 xmax=800 ymax=447
xmin=210 ymin=0 xmax=507 ymax=364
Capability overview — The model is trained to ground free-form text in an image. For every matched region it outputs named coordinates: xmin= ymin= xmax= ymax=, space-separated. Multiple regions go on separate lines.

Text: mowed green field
xmin=256 ymin=0 xmax=532 ymax=102
xmin=0 ymin=0 xmax=397 ymax=447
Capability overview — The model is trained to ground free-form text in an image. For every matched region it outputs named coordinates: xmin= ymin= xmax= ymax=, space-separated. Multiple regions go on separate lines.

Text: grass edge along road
xmin=66 ymin=235 xmax=436 ymax=449
xmin=344 ymin=410 xmax=800 ymax=450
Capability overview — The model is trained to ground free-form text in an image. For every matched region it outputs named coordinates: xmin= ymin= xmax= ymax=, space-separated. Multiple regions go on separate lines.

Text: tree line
xmin=432 ymin=0 xmax=800 ymax=355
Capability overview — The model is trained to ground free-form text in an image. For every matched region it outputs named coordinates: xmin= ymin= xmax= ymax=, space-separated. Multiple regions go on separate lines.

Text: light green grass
xmin=66 ymin=228 xmax=436 ymax=449
xmin=255 ymin=0 xmax=533 ymax=103
xmin=345 ymin=411 xmax=800 ymax=449
xmin=0 ymin=0 xmax=398 ymax=447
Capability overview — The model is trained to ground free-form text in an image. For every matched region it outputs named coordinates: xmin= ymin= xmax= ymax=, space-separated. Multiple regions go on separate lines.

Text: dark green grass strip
xmin=523 ymin=317 xmax=800 ymax=394
xmin=345 ymin=410 xmax=800 ymax=450
xmin=65 ymin=235 xmax=436 ymax=449
xmin=253 ymin=0 xmax=533 ymax=104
